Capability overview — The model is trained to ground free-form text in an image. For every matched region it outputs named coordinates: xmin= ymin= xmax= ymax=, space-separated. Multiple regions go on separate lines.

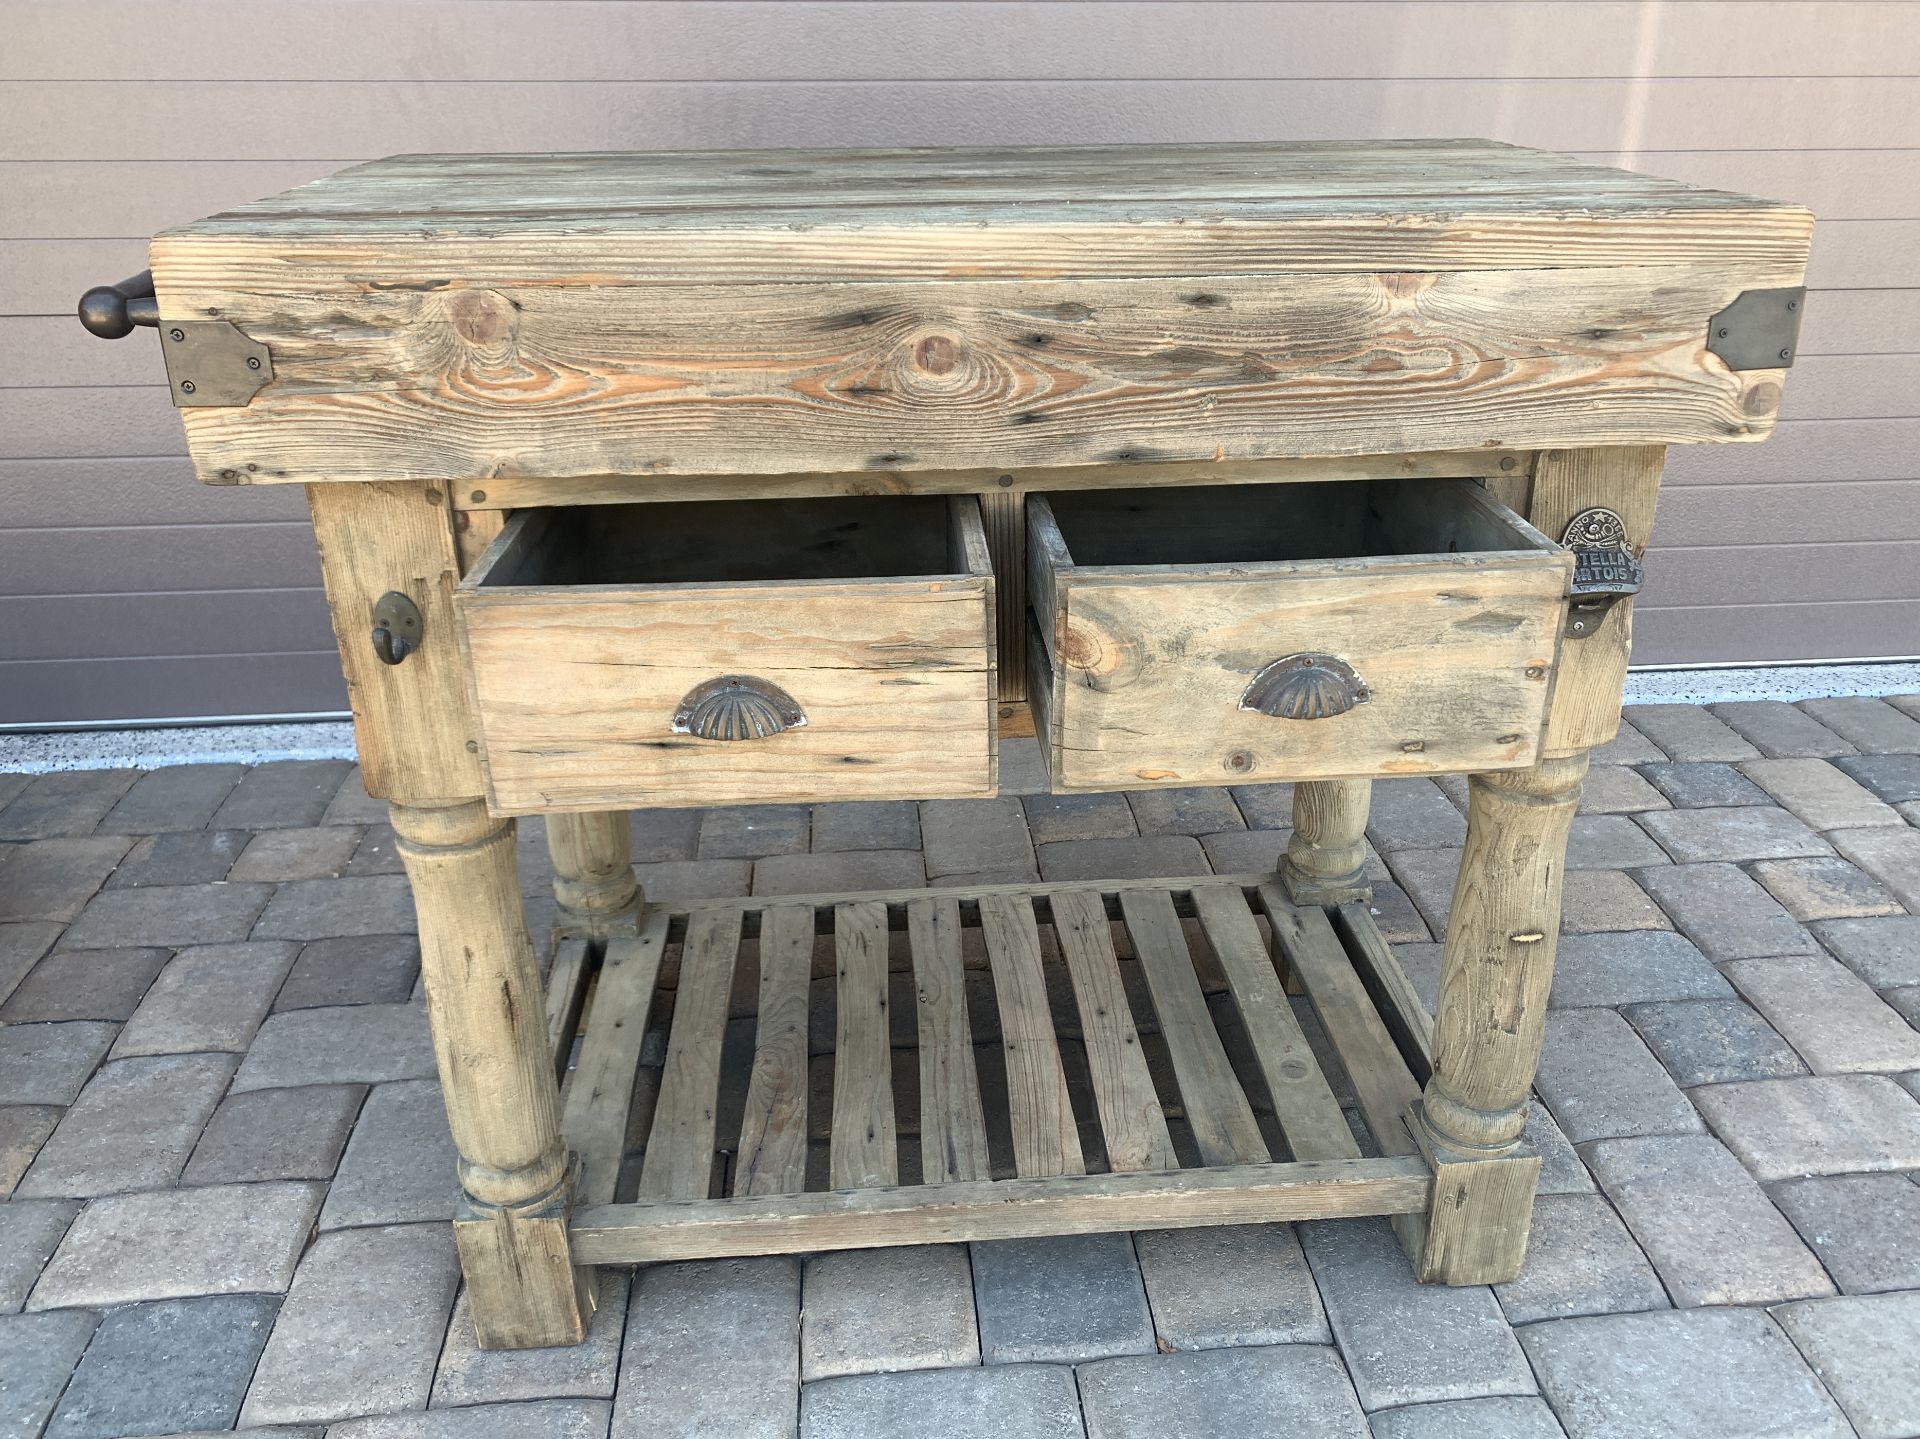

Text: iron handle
xmin=78 ymin=270 xmax=160 ymax=339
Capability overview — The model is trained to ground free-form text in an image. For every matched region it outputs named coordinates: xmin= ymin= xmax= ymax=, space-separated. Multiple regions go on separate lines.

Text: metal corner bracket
xmin=159 ymin=320 xmax=273 ymax=408
xmin=1706 ymin=287 xmax=1804 ymax=372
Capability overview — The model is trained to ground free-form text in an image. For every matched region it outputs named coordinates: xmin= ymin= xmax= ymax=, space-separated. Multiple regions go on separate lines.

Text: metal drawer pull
xmin=673 ymin=676 xmax=807 ymax=740
xmin=1240 ymin=654 xmax=1371 ymax=720
xmin=77 ymin=270 xmax=160 ymax=338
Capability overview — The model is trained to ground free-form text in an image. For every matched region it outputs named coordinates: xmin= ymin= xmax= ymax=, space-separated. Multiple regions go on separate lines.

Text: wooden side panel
xmin=978 ymin=894 xmax=1085 ymax=1178
xmin=830 ymin=901 xmax=898 ymax=1189
xmin=907 ymin=896 xmax=991 ymax=1185
xmin=306 ymin=480 xmax=484 ymax=801
xmin=1050 ymin=889 xmax=1178 ymax=1173
xmin=637 ymin=909 xmax=741 ymax=1200
xmin=733 ymin=904 xmax=813 ymax=1197
xmin=561 ymin=917 xmax=669 ymax=1206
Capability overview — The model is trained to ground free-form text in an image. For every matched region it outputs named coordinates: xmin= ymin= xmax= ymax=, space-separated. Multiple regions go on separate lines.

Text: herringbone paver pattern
xmin=2 ymin=701 xmax=1919 ymax=1437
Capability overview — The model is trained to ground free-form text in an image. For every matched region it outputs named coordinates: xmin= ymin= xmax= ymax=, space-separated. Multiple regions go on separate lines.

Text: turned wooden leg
xmin=546 ymin=811 xmax=641 ymax=940
xmin=392 ymin=799 xmax=590 ymax=1348
xmin=1406 ymin=753 xmax=1587 ymax=1283
xmin=1282 ymin=778 xmax=1372 ymax=905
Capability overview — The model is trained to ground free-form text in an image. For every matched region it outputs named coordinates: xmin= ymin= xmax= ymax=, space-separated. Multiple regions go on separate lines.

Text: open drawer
xmin=456 ymin=495 xmax=997 ymax=813
xmin=1026 ymin=479 xmax=1572 ymax=791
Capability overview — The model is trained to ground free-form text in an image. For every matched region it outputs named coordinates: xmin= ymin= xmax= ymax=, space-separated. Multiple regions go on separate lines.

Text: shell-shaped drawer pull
xmin=1239 ymin=654 xmax=1371 ymax=720
xmin=672 ymin=676 xmax=807 ymax=741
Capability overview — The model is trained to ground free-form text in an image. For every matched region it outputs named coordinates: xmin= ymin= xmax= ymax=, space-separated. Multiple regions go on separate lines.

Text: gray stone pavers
xmin=1590 ymin=717 xmax=1664 ymax=765
xmin=106 ymin=830 xmax=249 ymax=889
xmin=1520 ymin=1307 xmax=1849 ymax=1439
xmin=801 ymin=1245 xmax=978 ymax=1380
xmin=1195 ymin=828 xmax=1289 ymax=876
xmin=0 ymin=1021 xmax=117 ymax=1105
xmin=1770 ymin=1173 xmax=1920 ymax=1294
xmin=1636 ymin=806 xmax=1830 ymax=864
xmin=1694 ymin=1074 xmax=1920 ymax=1179
xmin=1828 ymin=825 xmax=1920 ymax=910
xmin=113 ymin=942 xmax=299 ymax=1057
xmin=1535 ymin=1009 xmax=1702 ymax=1143
xmin=800 ymin=1363 xmax=1081 ymax=1439
xmin=1021 ymin=791 xmax=1134 ymax=844
xmin=1491 ymin=1193 xmax=1666 ymax=1324
xmin=29 ymin=1181 xmax=322 ymax=1309
xmin=612 ymin=1257 xmax=799 ymax=1439
xmin=1127 ymin=786 xmax=1244 ymax=837
xmin=274 ymin=934 xmax=420 ymax=1011
xmin=1752 ymin=856 xmax=1903 ymax=921
xmin=432 ymin=1271 xmax=627 ymax=1407
xmin=1230 ymin=782 xmax=1296 ymax=828
xmin=1713 ymin=700 xmax=1856 ymax=759
xmin=209 ymin=760 xmax=354 ymax=831
xmin=1301 ymin=1218 xmax=1534 ymax=1410
xmin=1623 ymin=999 xmax=1808 ymax=1086
xmin=1382 ymin=849 xmax=1460 ymax=933
xmin=1525 ymin=1101 xmax=1596 ymax=1195
xmin=18 ymin=1052 xmax=235 ymax=1198
xmin=630 ymin=858 xmax=752 ymax=902
xmin=1584 ymin=1134 xmax=1833 ymax=1305
xmin=809 ymin=801 xmax=920 ymax=853
xmin=998 ymin=737 xmax=1049 ymax=797
xmin=1800 ymin=697 xmax=1920 ymax=754
xmin=1633 ymin=862 xmax=1815 ymax=959
xmin=1725 ymin=953 xmax=1920 ymax=1073
xmin=1035 ymin=835 xmax=1207 ymax=882
xmin=320 ymin=765 xmax=389 ymax=826
xmin=752 ymin=849 xmax=926 ymax=896
xmin=1557 ymin=870 xmax=1671 ymax=935
xmin=0 ymin=1107 xmax=60 ymax=1198
xmin=1811 ymin=914 xmax=1920 ymax=989
xmin=0 ymin=836 xmax=132 ymax=923
xmin=99 ymin=764 xmax=245 ymax=834
xmin=1564 ymin=815 xmax=1669 ymax=870
xmin=1624 ymin=705 xmax=1759 ymax=762
xmin=1369 ymin=1397 xmax=1569 ymax=1439
xmin=0 ymin=921 xmax=61 ymax=1007
xmin=63 ymin=881 xmax=273 ymax=948
xmin=252 ymin=874 xmax=417 ymax=940
xmin=1362 ymin=880 xmax=1431 ymax=944
xmin=1 ymin=946 xmax=168 ymax=1023
xmin=920 ymin=799 xmax=1035 ymax=878
xmin=347 ymin=822 xmax=405 ymax=876
xmin=233 ymin=1002 xmax=434 ymax=1091
xmin=0 ymin=769 xmax=137 ymax=840
xmin=622 ymin=807 xmax=700 ymax=864
xmin=329 ymin=1400 xmax=612 ymax=1439
xmin=1077 ymin=1344 xmax=1369 ymax=1437
xmin=1740 ymin=757 xmax=1904 ymax=831
xmin=1546 ymin=931 xmax=1731 ymax=1009
xmin=973 ymin=1233 xmax=1153 ymax=1364
xmin=319 ymin=1078 xmax=457 ymax=1228
xmin=1365 ymin=780 xmax=1467 ymax=852
xmin=240 ymin=1223 xmax=461 ymax=1427
xmin=1578 ymin=766 xmax=1668 ymax=815
xmin=1133 ymin=1223 xmax=1329 ymax=1349
xmin=45 ymin=1294 xmax=279 ymax=1439
xmin=1833 ymin=752 xmax=1920 ymax=803
xmin=183 ymin=1083 xmax=364 ymax=1185
xmin=228 ymin=825 xmax=361 ymax=882
xmin=698 ymin=804 xmax=810 ymax=860
xmin=1774 ymin=1292 xmax=1920 ymax=1439
xmin=0 ymin=1200 xmax=76 ymax=1313
xmin=0 ymin=1310 xmax=101 ymax=1439
xmin=1639 ymin=762 xmax=1771 ymax=809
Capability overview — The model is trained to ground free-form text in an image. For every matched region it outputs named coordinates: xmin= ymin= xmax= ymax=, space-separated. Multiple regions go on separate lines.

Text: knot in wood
xmin=913 ymin=333 xmax=959 ymax=375
xmin=447 ymin=288 xmax=517 ymax=350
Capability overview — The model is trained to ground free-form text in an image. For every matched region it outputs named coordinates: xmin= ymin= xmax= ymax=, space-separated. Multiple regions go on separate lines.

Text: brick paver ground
xmin=3 ymin=698 xmax=1919 ymax=1437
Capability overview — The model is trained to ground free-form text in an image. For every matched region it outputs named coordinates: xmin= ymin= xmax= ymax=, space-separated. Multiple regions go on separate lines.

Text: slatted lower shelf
xmin=551 ymin=874 xmax=1438 ymax=1263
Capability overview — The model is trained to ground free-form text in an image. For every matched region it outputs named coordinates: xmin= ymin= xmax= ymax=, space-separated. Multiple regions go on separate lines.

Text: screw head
xmin=178 ymin=379 xmax=195 ymax=394
xmin=168 ymin=327 xmax=185 ymax=342
xmin=1779 ymin=348 xmax=1792 ymax=361
xmin=1717 ymin=327 xmax=1730 ymax=338
xmin=998 ymin=474 xmax=1014 ymax=488
xmin=1787 ymin=299 xmax=1799 ymax=311
xmin=246 ymin=356 xmax=261 ymax=370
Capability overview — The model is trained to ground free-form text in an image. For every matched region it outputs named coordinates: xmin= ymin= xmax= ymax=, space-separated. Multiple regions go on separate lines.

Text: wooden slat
xmin=830 ymin=901 xmax=897 ymax=1189
xmin=543 ymin=936 xmax=592 ymax=1085
xmin=907 ymin=896 xmax=990 ymax=1185
xmin=559 ymin=917 xmax=669 ymax=1207
xmin=572 ymin=1155 xmax=1433 ymax=1263
xmin=977 ymin=893 xmax=1084 ymax=1179
xmin=1190 ymin=886 xmax=1359 ymax=1163
xmin=732 ymin=904 xmax=813 ymax=1198
xmin=1118 ymin=890 xmax=1268 ymax=1166
xmin=1049 ymin=889 xmax=1177 ymax=1173
xmin=1260 ymin=885 xmax=1422 ymax=1159
xmin=636 ymin=908 xmax=741 ymax=1201
xmin=1333 ymin=901 xmax=1436 ymax=1086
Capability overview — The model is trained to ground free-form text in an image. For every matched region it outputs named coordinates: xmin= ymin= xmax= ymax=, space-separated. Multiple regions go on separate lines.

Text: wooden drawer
xmin=1026 ymin=480 xmax=1572 ymax=791
xmin=457 ymin=495 xmax=997 ymax=813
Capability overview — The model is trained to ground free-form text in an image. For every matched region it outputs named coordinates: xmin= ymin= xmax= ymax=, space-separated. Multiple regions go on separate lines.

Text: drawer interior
xmin=471 ymin=493 xmax=982 ymax=589
xmin=1037 ymin=478 xmax=1556 ymax=570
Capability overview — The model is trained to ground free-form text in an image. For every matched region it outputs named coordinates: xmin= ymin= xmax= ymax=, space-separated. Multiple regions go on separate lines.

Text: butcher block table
xmin=79 ymin=140 xmax=1812 ymax=1348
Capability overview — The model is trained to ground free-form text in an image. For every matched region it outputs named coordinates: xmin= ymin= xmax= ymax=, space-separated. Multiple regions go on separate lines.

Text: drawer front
xmin=1027 ymin=484 xmax=1572 ymax=791
xmin=457 ymin=498 xmax=997 ymax=813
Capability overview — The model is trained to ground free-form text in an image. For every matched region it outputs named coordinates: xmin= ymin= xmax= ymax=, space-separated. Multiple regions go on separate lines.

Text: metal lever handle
xmin=78 ymin=270 xmax=160 ymax=339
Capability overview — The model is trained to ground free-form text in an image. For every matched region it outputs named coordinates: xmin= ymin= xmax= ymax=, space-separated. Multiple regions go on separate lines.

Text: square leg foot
xmin=1403 ymin=1101 xmax=1542 ymax=1285
xmin=453 ymin=1168 xmax=593 ymax=1349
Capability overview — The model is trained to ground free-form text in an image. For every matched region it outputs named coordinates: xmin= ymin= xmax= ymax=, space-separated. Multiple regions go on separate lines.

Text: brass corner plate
xmin=159 ymin=321 xmax=273 ymax=407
